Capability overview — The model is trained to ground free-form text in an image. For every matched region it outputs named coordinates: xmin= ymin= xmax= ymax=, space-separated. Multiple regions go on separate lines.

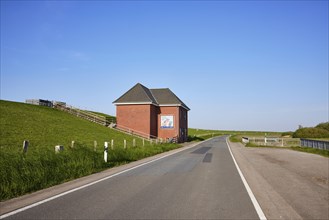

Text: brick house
xmin=113 ymin=83 xmax=190 ymax=142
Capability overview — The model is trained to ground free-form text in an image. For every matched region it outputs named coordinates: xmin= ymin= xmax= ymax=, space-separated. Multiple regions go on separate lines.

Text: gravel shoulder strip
xmin=228 ymin=141 xmax=329 ymax=219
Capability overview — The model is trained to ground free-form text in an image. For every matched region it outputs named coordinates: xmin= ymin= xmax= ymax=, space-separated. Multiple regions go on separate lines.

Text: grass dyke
xmin=0 ymin=100 xmax=179 ymax=201
xmin=0 ymin=100 xmax=144 ymax=152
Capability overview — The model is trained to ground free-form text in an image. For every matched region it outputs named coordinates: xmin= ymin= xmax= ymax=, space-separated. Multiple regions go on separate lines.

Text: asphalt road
xmin=3 ymin=136 xmax=260 ymax=219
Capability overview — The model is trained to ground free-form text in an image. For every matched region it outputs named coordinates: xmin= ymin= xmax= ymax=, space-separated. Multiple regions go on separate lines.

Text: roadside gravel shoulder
xmin=228 ymin=141 xmax=329 ymax=219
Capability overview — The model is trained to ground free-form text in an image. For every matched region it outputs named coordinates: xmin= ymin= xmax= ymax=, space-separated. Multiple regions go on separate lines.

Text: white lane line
xmin=1 ymin=141 xmax=206 ymax=219
xmin=226 ymin=137 xmax=267 ymax=220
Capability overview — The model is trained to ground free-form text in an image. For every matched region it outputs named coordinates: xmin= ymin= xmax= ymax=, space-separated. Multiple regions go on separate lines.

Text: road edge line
xmin=0 ymin=140 xmax=208 ymax=219
xmin=226 ymin=137 xmax=267 ymax=220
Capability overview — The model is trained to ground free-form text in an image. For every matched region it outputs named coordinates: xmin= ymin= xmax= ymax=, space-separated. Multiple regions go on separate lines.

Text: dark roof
xmin=150 ymin=88 xmax=190 ymax=110
xmin=113 ymin=83 xmax=190 ymax=111
xmin=113 ymin=83 xmax=157 ymax=104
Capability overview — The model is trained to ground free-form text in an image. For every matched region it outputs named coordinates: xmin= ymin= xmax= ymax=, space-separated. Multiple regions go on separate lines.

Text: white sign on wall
xmin=160 ymin=115 xmax=174 ymax=128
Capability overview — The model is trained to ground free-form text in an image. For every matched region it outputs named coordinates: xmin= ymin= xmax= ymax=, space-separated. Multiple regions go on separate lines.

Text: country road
xmin=1 ymin=136 xmax=261 ymax=219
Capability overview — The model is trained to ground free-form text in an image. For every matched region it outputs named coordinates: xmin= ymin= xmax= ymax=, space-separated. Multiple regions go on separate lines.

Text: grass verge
xmin=0 ymin=141 xmax=179 ymax=201
xmin=289 ymin=146 xmax=329 ymax=157
xmin=245 ymin=143 xmax=329 ymax=157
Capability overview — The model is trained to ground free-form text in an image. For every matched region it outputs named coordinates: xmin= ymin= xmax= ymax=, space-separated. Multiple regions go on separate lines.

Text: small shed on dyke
xmin=113 ymin=83 xmax=190 ymax=142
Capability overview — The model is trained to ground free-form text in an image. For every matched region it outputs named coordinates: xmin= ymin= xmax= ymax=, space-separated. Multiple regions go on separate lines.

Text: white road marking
xmin=226 ymin=137 xmax=267 ymax=220
xmin=0 ymin=141 xmax=204 ymax=219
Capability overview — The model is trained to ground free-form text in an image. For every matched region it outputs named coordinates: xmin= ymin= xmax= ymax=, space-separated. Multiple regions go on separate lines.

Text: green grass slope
xmin=0 ymin=100 xmax=131 ymax=150
xmin=85 ymin=110 xmax=116 ymax=123
xmin=0 ymin=100 xmax=178 ymax=201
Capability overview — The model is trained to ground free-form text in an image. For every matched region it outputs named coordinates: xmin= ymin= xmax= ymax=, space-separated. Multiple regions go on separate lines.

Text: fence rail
xmin=115 ymin=124 xmax=165 ymax=142
xmin=300 ymin=139 xmax=329 ymax=151
xmin=54 ymin=104 xmax=113 ymax=126
xmin=242 ymin=137 xmax=300 ymax=147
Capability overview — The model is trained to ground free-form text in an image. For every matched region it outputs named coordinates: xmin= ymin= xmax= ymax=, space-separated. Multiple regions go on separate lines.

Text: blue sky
xmin=1 ymin=1 xmax=328 ymax=131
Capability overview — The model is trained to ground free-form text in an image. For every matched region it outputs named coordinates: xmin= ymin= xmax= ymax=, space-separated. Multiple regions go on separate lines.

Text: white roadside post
xmin=22 ymin=140 xmax=29 ymax=153
xmin=143 ymin=139 xmax=145 ymax=147
xmin=71 ymin=141 xmax=75 ymax=148
xmin=94 ymin=140 xmax=97 ymax=151
xmin=133 ymin=139 xmax=136 ymax=147
xmin=55 ymin=145 xmax=64 ymax=153
xmin=124 ymin=140 xmax=127 ymax=149
xmin=104 ymin=142 xmax=108 ymax=162
xmin=111 ymin=139 xmax=114 ymax=150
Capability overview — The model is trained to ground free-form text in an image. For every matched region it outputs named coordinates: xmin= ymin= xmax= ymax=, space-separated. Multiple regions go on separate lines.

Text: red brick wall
xmin=116 ymin=104 xmax=188 ymax=142
xmin=116 ymin=105 xmax=151 ymax=138
xmin=157 ymin=106 xmax=179 ymax=140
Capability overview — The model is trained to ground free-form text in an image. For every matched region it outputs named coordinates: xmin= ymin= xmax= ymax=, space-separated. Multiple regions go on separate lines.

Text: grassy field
xmin=0 ymin=100 xmax=178 ymax=201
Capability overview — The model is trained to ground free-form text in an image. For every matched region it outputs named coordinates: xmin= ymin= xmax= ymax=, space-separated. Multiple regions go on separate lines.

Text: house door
xmin=180 ymin=128 xmax=187 ymax=142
